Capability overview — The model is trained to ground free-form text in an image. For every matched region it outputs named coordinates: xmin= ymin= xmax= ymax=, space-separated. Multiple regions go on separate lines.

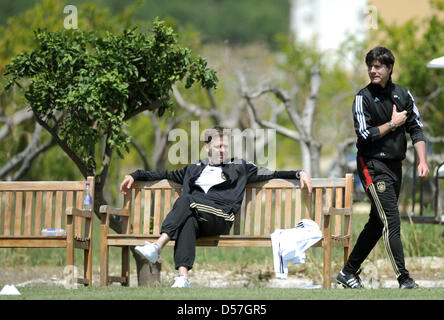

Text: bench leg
xmin=100 ymin=244 xmax=109 ymax=286
xmin=122 ymin=246 xmax=130 ymax=287
xmin=344 ymin=246 xmax=351 ymax=266
xmin=322 ymin=214 xmax=332 ymax=289
xmin=100 ymin=225 xmax=109 ymax=286
xmin=66 ymin=219 xmax=74 ymax=267
xmin=84 ymin=248 xmax=92 ymax=286
xmin=323 ymin=244 xmax=331 ymax=289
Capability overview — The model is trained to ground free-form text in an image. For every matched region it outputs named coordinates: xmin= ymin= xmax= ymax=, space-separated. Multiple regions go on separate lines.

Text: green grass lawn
xmin=1 ymin=286 xmax=444 ymax=300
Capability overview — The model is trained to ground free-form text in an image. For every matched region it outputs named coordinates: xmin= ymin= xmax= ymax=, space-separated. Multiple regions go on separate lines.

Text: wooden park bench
xmin=99 ymin=174 xmax=353 ymax=288
xmin=0 ymin=177 xmax=94 ymax=286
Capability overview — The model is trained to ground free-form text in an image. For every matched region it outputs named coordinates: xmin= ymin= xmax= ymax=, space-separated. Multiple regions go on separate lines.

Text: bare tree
xmin=239 ymin=64 xmax=322 ymax=177
xmin=0 ymin=109 xmax=57 ymax=180
xmin=172 ymin=86 xmax=284 ymax=163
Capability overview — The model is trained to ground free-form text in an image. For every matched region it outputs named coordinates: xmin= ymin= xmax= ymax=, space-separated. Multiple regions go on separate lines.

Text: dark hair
xmin=204 ymin=126 xmax=229 ymax=144
xmin=365 ymin=46 xmax=395 ymax=75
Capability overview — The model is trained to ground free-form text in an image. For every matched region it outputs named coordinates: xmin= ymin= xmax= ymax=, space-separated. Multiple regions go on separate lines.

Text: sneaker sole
xmin=336 ymin=279 xmax=349 ymax=288
xmin=400 ymin=285 xmax=419 ymax=289
xmin=134 ymin=247 xmax=158 ymax=264
xmin=336 ymin=279 xmax=363 ymax=289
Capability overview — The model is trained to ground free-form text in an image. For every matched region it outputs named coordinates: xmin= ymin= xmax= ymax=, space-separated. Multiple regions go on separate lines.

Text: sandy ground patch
xmin=1 ymin=256 xmax=443 ymax=289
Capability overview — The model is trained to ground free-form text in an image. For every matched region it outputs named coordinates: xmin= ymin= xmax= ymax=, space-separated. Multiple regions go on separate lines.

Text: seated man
xmin=120 ymin=126 xmax=312 ymax=287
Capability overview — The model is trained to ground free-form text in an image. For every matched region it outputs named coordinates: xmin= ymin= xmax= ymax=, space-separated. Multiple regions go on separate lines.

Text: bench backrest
xmin=0 ymin=177 xmax=94 ymax=237
xmin=121 ymin=174 xmax=353 ymax=237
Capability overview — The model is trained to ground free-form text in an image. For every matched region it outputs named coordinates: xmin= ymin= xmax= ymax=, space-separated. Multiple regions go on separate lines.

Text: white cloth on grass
xmin=271 ymin=219 xmax=323 ymax=279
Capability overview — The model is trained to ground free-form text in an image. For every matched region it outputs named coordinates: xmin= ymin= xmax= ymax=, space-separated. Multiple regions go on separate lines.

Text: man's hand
xmin=299 ymin=171 xmax=312 ymax=194
xmin=413 ymin=141 xmax=429 ymax=178
xmin=391 ymin=104 xmax=407 ymax=127
xmin=120 ymin=175 xmax=134 ymax=194
xmin=417 ymin=162 xmax=429 ymax=178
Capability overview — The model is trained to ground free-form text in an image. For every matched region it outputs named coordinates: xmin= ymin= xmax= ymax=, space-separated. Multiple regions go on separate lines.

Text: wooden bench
xmin=0 ymin=177 xmax=94 ymax=286
xmin=100 ymin=174 xmax=353 ymax=288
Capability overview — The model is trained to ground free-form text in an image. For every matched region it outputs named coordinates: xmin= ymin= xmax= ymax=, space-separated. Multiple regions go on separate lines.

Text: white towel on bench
xmin=271 ymin=219 xmax=322 ymax=279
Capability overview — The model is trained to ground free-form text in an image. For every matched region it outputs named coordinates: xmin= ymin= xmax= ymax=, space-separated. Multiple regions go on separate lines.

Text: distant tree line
xmin=0 ymin=0 xmax=290 ymax=47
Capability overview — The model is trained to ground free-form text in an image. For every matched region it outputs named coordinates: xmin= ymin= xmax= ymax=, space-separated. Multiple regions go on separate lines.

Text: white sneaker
xmin=171 ymin=275 xmax=191 ymax=288
xmin=134 ymin=242 xmax=159 ymax=263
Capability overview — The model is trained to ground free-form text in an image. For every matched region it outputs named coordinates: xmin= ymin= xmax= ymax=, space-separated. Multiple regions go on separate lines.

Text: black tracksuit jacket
xmin=130 ymin=158 xmax=297 ymax=216
xmin=352 ymin=80 xmax=425 ymax=161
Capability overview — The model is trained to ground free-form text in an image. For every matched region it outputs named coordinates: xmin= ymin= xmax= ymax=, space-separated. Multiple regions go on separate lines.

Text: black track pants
xmin=344 ymin=156 xmax=410 ymax=283
xmin=160 ymin=194 xmax=232 ymax=270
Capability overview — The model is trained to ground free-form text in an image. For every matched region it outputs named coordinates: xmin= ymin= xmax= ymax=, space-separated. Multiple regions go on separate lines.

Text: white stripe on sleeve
xmin=407 ymin=90 xmax=423 ymax=128
xmin=355 ymin=95 xmax=370 ymax=139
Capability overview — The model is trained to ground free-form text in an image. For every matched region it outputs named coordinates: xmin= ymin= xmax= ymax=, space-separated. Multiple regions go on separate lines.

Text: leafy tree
xmin=4 ymin=18 xmax=217 ymax=248
xmin=374 ymin=2 xmax=444 ymax=142
xmin=0 ymin=0 xmax=148 ymax=181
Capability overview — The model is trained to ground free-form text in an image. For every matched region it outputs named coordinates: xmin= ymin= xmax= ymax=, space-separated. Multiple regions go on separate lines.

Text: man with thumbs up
xmin=336 ymin=46 xmax=429 ymax=290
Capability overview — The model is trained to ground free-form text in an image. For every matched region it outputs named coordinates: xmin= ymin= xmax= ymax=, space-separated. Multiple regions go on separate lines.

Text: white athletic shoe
xmin=134 ymin=242 xmax=159 ymax=263
xmin=171 ymin=275 xmax=191 ymax=288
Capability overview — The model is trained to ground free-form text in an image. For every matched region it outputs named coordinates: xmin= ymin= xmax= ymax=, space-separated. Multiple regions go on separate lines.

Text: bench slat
xmin=294 ymin=188 xmax=301 ymax=226
xmin=244 ymin=190 xmax=252 ymax=235
xmin=335 ymin=188 xmax=343 ymax=235
xmin=315 ymin=188 xmax=323 ymax=228
xmin=153 ymin=189 xmax=162 ymax=234
xmin=274 ymin=188 xmax=282 ymax=229
xmin=305 ymin=189 xmax=312 ymax=220
xmin=0 ymin=192 xmax=2 ymax=234
xmin=133 ymin=189 xmax=141 ymax=234
xmin=45 ymin=191 xmax=53 ymax=229
xmin=254 ymin=188 xmax=263 ymax=235
xmin=143 ymin=189 xmax=152 ymax=235
xmin=0 ymin=181 xmax=87 ymax=191
xmin=34 ymin=191 xmax=43 ymax=235
xmin=136 ymin=178 xmax=348 ymax=190
xmin=284 ymin=188 xmax=292 ymax=228
xmin=65 ymin=191 xmax=74 ymax=232
xmin=75 ymin=191 xmax=83 ymax=237
xmin=24 ymin=192 xmax=33 ymax=236
xmin=14 ymin=192 xmax=23 ymax=235
xmin=0 ymin=237 xmax=67 ymax=248
xmin=55 ymin=191 xmax=64 ymax=229
xmin=164 ymin=188 xmax=172 ymax=219
xmin=263 ymin=189 xmax=272 ymax=235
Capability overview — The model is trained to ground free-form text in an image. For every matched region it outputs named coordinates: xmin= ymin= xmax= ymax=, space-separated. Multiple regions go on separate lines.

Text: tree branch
xmin=34 ymin=113 xmax=89 ymax=178
xmin=0 ymin=109 xmax=34 ymax=141
xmin=0 ymin=123 xmax=56 ymax=180
xmin=123 ymin=97 xmax=169 ymax=121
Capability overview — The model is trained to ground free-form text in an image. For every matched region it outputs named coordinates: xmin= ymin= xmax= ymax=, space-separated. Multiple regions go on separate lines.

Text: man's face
xmin=205 ymin=135 xmax=229 ymax=165
xmin=367 ymin=60 xmax=392 ymax=87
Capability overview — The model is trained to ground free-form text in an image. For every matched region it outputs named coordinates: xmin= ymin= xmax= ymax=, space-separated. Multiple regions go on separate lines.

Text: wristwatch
xmin=296 ymin=170 xmax=303 ymax=179
xmin=389 ymin=121 xmax=396 ymax=132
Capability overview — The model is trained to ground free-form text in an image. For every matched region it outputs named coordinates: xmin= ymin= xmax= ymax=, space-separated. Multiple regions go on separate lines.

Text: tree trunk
xmin=132 ymin=247 xmax=162 ymax=286
xmin=309 ymin=140 xmax=322 ymax=178
xmin=300 ymin=142 xmax=312 ymax=176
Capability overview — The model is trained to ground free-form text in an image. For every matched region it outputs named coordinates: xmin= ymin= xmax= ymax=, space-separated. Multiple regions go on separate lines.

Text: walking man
xmin=336 ymin=46 xmax=429 ymax=289
xmin=120 ymin=126 xmax=312 ymax=287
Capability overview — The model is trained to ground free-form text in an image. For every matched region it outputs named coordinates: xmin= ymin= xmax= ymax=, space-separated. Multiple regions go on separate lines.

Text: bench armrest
xmin=66 ymin=207 xmax=93 ymax=218
xmin=99 ymin=205 xmax=130 ymax=217
xmin=322 ymin=207 xmax=352 ymax=216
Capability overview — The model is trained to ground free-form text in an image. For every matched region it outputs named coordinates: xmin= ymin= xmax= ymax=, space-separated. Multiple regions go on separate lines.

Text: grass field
xmin=1 ymin=286 xmax=444 ymax=300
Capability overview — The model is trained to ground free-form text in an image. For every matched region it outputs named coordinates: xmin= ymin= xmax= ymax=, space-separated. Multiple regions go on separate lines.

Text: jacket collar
xmin=369 ymin=79 xmax=393 ymax=95
xmin=198 ymin=158 xmax=237 ymax=167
